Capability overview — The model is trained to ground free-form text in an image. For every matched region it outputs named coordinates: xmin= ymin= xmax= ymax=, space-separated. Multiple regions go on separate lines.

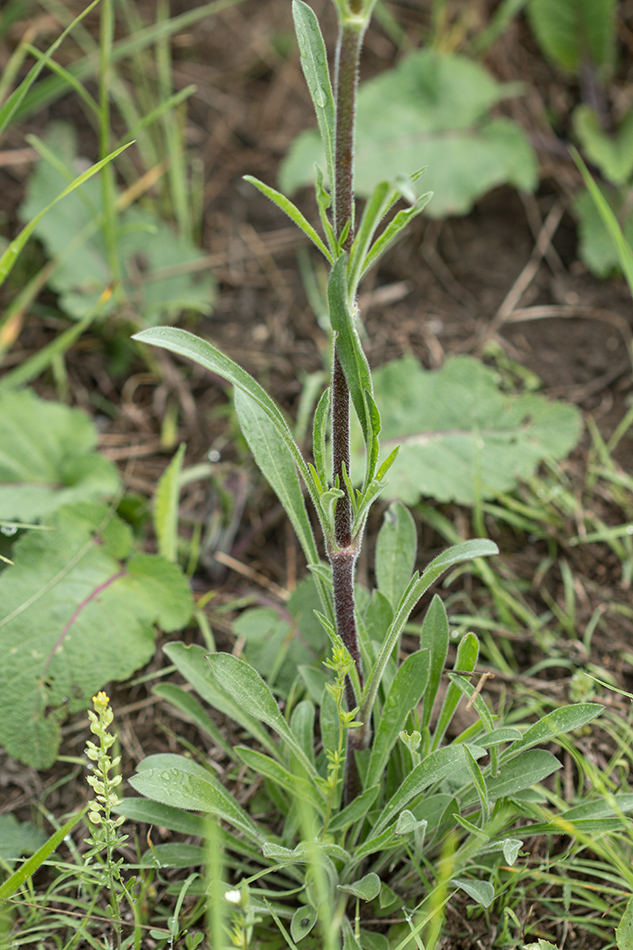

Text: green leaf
xmin=617 ymin=896 xmax=633 ymax=950
xmin=0 ymin=389 xmax=120 ymax=521
xmin=338 ymin=873 xmax=381 ymax=902
xmin=343 ymin=918 xmax=363 ymax=950
xmin=501 ymin=838 xmax=523 ymax=865
xmin=365 ymin=650 xmax=430 ymax=788
xmin=207 ymin=653 xmax=318 ymax=779
xmin=358 ymin=192 xmax=431 ymax=281
xmin=154 ymin=443 xmax=186 ymax=562
xmin=291 ymin=906 xmax=318 ymax=943
xmin=375 ymin=501 xmax=417 ymax=609
xmin=312 ymin=386 xmax=330 ymax=491
xmin=351 ymin=356 xmax=583 ymax=506
xmin=572 ymin=155 xmax=633 ymax=289
xmin=451 ymin=878 xmax=494 ymax=908
xmin=395 ymin=811 xmax=427 ymax=845
xmin=0 ymin=815 xmax=47 ymax=867
xmin=510 ymin=703 xmax=603 ymax=754
xmin=115 ymin=796 xmax=263 ymax=864
xmin=484 ymin=749 xmax=562 ymax=802
xmin=347 ymin=180 xmax=396 ymax=293
xmin=326 ymin=785 xmax=380 ymax=834
xmin=362 ymin=540 xmax=497 ymax=726
xmin=141 ymin=843 xmax=205 ymax=868
xmin=573 ymin=105 xmax=633 ymax=186
xmin=291 ymin=699 xmax=316 ymax=767
xmin=564 ymin=793 xmax=633 ymax=821
xmin=235 ymin=746 xmax=325 ymax=812
xmin=130 ymin=755 xmax=264 ymax=844
xmin=236 ymin=578 xmax=324 ymax=699
xmin=234 ymin=388 xmax=320 ymax=566
xmin=523 ymin=942 xmax=560 ymax=950
xmin=131 ymin=327 xmax=320 ymax=519
xmin=18 ymin=123 xmax=214 ymax=322
xmin=163 ymin=641 xmax=282 ymax=759
xmin=280 ymin=50 xmax=537 ymax=218
xmin=0 ymin=504 xmax=192 ymax=768
xmin=464 ymin=745 xmax=490 ymax=825
xmin=420 ymin=595 xmax=449 ymax=734
xmin=292 ymin=0 xmax=336 ymax=191
xmin=114 ymin=798 xmax=205 ymax=837
xmin=527 ymin=0 xmax=617 ymax=73
xmin=152 ymin=682 xmax=236 ymax=761
xmin=431 ymin=633 xmax=479 ymax=750
xmin=262 ymin=840 xmax=350 ymax=864
xmin=243 ymin=176 xmax=333 ymax=262
xmin=373 ymin=745 xmax=473 ymax=837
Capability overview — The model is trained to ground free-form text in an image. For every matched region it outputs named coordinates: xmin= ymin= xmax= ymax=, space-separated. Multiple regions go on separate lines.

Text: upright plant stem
xmin=329 ymin=10 xmax=367 ymax=803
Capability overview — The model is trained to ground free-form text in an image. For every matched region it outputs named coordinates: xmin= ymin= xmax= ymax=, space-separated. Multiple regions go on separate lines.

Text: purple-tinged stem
xmin=329 ymin=12 xmax=368 ymax=804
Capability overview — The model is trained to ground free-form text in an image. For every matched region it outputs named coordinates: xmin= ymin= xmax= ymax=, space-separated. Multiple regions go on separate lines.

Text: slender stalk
xmin=333 ymin=22 xmax=363 ymax=248
xmin=329 ymin=8 xmax=369 ymax=804
xmin=332 ymin=349 xmax=352 ymax=547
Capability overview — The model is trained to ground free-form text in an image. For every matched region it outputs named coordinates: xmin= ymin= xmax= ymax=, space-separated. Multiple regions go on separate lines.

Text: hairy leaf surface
xmin=0 ymin=503 xmax=192 ymax=767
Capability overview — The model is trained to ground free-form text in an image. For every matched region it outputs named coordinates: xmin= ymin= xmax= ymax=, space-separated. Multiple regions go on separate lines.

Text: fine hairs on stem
xmin=330 ymin=2 xmax=372 ymax=803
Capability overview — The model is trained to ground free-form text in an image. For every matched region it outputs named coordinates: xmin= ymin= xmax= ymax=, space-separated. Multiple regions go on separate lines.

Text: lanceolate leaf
xmin=420 ymin=595 xmax=450 ymax=733
xmin=464 ymin=745 xmax=490 ymax=824
xmin=163 ymin=641 xmax=281 ymax=759
xmin=375 ymin=501 xmax=417 ymax=609
xmin=154 ymin=442 xmax=186 ymax=562
xmin=483 ymin=749 xmax=562 ymax=801
xmin=243 ymin=175 xmax=333 ymax=262
xmin=207 ymin=653 xmax=319 ymax=779
xmin=509 ymin=703 xmax=603 ymax=755
xmin=432 ymin=634 xmax=480 ymax=751
xmin=292 ymin=0 xmax=336 ymax=191
xmin=234 ymin=388 xmax=319 ymax=567
xmin=359 ymin=193 xmax=431 ymax=280
xmin=130 ymin=753 xmax=264 ymax=844
xmin=347 ymin=180 xmax=396 ymax=294
xmin=0 ymin=504 xmax=192 ymax=768
xmin=132 ymin=327 xmax=322 ymax=517
xmin=373 ymin=745 xmax=474 ymax=837
xmin=312 ymin=387 xmax=330 ymax=490
xmin=0 ymin=810 xmax=84 ymax=901
xmin=362 ymin=539 xmax=498 ymax=724
xmin=235 ymin=746 xmax=325 ymax=812
xmin=365 ymin=650 xmax=430 ymax=788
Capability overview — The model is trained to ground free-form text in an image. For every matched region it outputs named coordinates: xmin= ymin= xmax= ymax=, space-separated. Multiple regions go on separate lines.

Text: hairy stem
xmin=329 ymin=15 xmax=368 ymax=804
xmin=333 ymin=23 xmax=363 ymax=247
xmin=332 ymin=350 xmax=352 ymax=547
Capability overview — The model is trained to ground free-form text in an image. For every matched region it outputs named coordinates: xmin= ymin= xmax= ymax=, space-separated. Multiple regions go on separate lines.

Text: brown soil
xmin=1 ymin=2 xmax=633 ymax=948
